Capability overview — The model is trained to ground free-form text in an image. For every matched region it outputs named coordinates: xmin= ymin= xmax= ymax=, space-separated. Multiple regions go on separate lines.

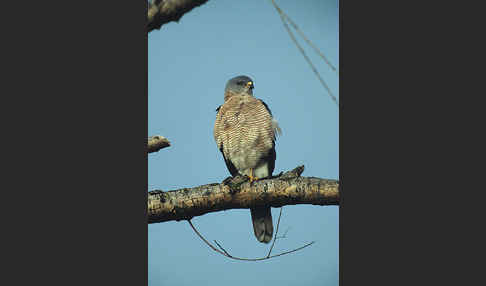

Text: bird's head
xmin=224 ymin=75 xmax=254 ymax=101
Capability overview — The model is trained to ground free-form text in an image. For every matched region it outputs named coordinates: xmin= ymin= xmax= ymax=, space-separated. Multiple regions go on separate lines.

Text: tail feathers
xmin=250 ymin=206 xmax=273 ymax=243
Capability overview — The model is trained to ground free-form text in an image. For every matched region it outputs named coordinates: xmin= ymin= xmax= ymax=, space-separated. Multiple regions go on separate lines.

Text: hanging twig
xmin=277 ymin=227 xmax=290 ymax=239
xmin=214 ymin=240 xmax=231 ymax=256
xmin=266 ymin=207 xmax=284 ymax=258
xmin=187 ymin=219 xmax=314 ymax=261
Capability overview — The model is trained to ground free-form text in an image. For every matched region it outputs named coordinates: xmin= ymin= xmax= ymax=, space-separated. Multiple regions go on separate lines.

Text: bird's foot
xmin=248 ymin=169 xmax=259 ymax=184
xmin=249 ymin=175 xmax=259 ymax=183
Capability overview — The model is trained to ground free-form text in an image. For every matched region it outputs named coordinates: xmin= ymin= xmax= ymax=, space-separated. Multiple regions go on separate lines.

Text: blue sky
xmin=148 ymin=0 xmax=339 ymax=285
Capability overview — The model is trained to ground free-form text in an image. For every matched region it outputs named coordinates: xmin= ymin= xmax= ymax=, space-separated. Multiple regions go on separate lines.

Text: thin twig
xmin=187 ymin=219 xmax=314 ymax=261
xmin=214 ymin=240 xmax=231 ymax=257
xmin=266 ymin=207 xmax=283 ymax=258
xmin=270 ymin=0 xmax=339 ymax=107
xmin=187 ymin=220 xmax=229 ymax=257
xmin=277 ymin=227 xmax=290 ymax=239
xmin=283 ymin=14 xmax=338 ymax=73
xmin=267 ymin=241 xmax=315 ymax=259
xmin=280 ymin=16 xmax=338 ymax=106
xmin=270 ymin=3 xmax=338 ymax=74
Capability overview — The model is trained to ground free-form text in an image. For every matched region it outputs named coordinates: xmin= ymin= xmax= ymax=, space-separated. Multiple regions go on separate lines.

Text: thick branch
xmin=148 ymin=135 xmax=170 ymax=153
xmin=148 ymin=0 xmax=209 ymax=33
xmin=148 ymin=166 xmax=339 ymax=224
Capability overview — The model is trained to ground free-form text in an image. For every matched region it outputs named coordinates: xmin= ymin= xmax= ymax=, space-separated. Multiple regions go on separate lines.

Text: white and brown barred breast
xmin=214 ymin=94 xmax=277 ymax=178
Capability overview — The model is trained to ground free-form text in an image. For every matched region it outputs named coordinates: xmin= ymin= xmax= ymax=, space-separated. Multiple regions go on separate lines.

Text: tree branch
xmin=148 ymin=0 xmax=209 ymax=33
xmin=148 ymin=166 xmax=339 ymax=224
xmin=148 ymin=135 xmax=171 ymax=153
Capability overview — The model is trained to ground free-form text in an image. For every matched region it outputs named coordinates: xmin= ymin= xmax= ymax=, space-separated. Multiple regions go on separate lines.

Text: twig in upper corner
xmin=270 ymin=0 xmax=339 ymax=107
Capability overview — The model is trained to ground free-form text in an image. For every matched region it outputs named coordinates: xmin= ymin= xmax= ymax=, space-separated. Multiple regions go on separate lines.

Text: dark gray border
xmin=3 ymin=1 xmax=147 ymax=285
xmin=338 ymin=1 xmax=476 ymax=285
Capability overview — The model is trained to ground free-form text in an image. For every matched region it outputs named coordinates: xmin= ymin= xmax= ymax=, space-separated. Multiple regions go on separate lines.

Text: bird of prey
xmin=214 ymin=75 xmax=281 ymax=243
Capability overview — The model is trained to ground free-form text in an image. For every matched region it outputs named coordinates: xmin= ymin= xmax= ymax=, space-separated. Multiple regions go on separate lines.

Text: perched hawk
xmin=214 ymin=75 xmax=281 ymax=243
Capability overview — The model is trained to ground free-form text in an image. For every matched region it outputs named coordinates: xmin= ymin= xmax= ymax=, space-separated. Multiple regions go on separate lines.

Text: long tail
xmin=250 ymin=206 xmax=273 ymax=243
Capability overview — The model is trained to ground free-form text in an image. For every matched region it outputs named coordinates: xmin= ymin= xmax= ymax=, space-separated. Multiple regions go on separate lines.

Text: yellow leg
xmin=248 ymin=168 xmax=259 ymax=183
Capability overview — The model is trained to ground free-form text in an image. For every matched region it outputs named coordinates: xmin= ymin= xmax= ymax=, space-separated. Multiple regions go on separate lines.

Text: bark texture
xmin=148 ymin=136 xmax=170 ymax=153
xmin=148 ymin=166 xmax=339 ymax=224
xmin=148 ymin=0 xmax=209 ymax=33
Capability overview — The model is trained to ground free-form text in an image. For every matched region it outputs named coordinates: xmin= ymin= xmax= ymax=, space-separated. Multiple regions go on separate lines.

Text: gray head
xmin=225 ymin=75 xmax=254 ymax=98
